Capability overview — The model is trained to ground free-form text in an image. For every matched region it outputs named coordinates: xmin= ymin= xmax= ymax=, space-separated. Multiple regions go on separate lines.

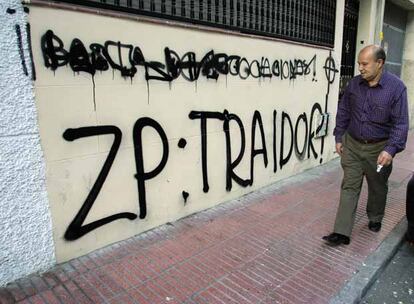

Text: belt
xmin=349 ymin=134 xmax=388 ymax=144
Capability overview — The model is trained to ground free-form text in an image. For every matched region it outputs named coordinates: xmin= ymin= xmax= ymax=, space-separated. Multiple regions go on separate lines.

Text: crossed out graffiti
xmin=37 ymin=30 xmax=338 ymax=241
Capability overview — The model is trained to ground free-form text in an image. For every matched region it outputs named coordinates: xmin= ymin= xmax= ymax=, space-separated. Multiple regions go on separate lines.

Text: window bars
xmin=54 ymin=0 xmax=336 ymax=47
xmin=339 ymin=0 xmax=359 ymax=92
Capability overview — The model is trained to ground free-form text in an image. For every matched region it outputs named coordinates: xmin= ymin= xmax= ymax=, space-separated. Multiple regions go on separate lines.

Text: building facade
xmin=0 ymin=0 xmax=412 ymax=286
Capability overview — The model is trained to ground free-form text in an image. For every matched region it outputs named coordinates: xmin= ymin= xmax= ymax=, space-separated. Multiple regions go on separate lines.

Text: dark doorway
xmin=382 ymin=1 xmax=407 ymax=77
xmin=339 ymin=0 xmax=359 ymax=95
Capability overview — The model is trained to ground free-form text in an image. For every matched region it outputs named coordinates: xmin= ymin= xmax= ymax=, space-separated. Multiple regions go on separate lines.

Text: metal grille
xmin=339 ymin=0 xmax=359 ymax=93
xmin=52 ymin=0 xmax=337 ymax=47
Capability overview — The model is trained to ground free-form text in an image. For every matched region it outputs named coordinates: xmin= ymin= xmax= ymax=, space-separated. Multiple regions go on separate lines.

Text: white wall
xmin=0 ymin=0 xmax=345 ymax=286
xmin=0 ymin=0 xmax=55 ymax=287
xmin=354 ymin=0 xmax=379 ymax=74
xmin=30 ymin=5 xmax=343 ymax=262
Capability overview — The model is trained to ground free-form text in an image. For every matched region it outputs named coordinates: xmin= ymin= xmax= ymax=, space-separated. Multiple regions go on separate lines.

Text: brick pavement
xmin=1 ymin=131 xmax=413 ymax=304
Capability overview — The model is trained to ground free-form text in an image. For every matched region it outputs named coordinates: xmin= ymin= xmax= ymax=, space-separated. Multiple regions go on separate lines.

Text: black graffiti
xmin=63 ymin=104 xmax=325 ymax=239
xmin=63 ymin=126 xmax=137 ymax=241
xmin=272 ymin=110 xmax=278 ymax=173
xmin=69 ymin=38 xmax=102 ymax=109
xmin=26 ymin=23 xmax=36 ymax=80
xmin=41 ymin=30 xmax=68 ymax=71
xmin=188 ymin=111 xmax=224 ymax=193
xmin=133 ymin=118 xmax=169 ymax=219
xmin=250 ymin=111 xmax=268 ymax=185
xmin=14 ymin=23 xmax=36 ymax=80
xmin=272 ymin=56 xmax=317 ymax=80
xmin=6 ymin=7 xmax=29 ymax=14
xmin=15 ymin=25 xmax=28 ymax=76
xmin=294 ymin=113 xmax=309 ymax=159
xmin=90 ymin=43 xmax=109 ymax=72
xmin=8 ymin=6 xmax=35 ymax=79
xmin=280 ymin=112 xmax=294 ymax=169
xmin=309 ymin=102 xmax=324 ymax=160
xmin=164 ymin=49 xmax=224 ymax=81
xmin=63 ymin=119 xmax=169 ymax=240
xmin=323 ymin=53 xmax=338 ymax=85
xmin=104 ymin=41 xmax=138 ymax=78
xmin=69 ymin=38 xmax=96 ymax=75
xmin=41 ymin=30 xmax=317 ymax=83
xmin=319 ymin=51 xmax=338 ymax=163
xmin=279 ymin=103 xmax=324 ymax=169
xmin=182 ymin=191 xmax=189 ymax=203
xmin=223 ymin=111 xmax=250 ymax=191
xmin=178 ymin=138 xmax=187 ymax=148
xmin=190 ymin=104 xmax=324 ymax=192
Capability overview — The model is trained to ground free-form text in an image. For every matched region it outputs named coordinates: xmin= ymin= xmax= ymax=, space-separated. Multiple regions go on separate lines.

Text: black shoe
xmin=368 ymin=221 xmax=381 ymax=232
xmin=322 ymin=233 xmax=350 ymax=246
xmin=406 ymin=232 xmax=414 ymax=245
xmin=406 ymin=225 xmax=414 ymax=243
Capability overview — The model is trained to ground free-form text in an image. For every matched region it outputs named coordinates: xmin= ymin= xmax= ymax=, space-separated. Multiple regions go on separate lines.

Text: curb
xmin=330 ymin=218 xmax=407 ymax=304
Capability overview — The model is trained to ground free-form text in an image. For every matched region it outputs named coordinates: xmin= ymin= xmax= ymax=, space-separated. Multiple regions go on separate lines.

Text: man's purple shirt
xmin=334 ymin=71 xmax=409 ymax=157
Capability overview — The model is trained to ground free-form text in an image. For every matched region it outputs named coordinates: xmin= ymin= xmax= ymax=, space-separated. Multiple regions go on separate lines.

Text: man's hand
xmin=336 ymin=143 xmax=343 ymax=156
xmin=377 ymin=151 xmax=393 ymax=166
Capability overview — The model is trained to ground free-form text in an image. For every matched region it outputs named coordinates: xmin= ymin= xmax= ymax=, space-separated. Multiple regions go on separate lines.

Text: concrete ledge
xmin=330 ymin=218 xmax=407 ymax=304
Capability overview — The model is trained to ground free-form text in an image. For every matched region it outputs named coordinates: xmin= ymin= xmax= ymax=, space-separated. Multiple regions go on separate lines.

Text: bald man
xmin=323 ymin=45 xmax=409 ymax=246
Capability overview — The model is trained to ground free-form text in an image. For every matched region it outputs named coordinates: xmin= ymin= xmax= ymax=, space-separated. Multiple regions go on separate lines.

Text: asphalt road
xmin=362 ymin=241 xmax=414 ymax=304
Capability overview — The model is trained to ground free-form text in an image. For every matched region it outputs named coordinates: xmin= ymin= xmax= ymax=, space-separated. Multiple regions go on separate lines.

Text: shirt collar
xmin=377 ymin=71 xmax=387 ymax=87
xmin=359 ymin=71 xmax=387 ymax=88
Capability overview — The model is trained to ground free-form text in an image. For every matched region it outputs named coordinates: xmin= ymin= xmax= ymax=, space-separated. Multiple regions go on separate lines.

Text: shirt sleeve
xmin=333 ymin=85 xmax=351 ymax=143
xmin=384 ymin=87 xmax=409 ymax=157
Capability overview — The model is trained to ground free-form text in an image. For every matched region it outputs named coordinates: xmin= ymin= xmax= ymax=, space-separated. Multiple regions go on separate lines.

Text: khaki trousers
xmin=334 ymin=133 xmax=392 ymax=237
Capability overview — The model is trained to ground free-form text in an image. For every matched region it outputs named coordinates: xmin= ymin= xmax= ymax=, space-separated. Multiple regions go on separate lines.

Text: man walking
xmin=323 ymin=45 xmax=409 ymax=246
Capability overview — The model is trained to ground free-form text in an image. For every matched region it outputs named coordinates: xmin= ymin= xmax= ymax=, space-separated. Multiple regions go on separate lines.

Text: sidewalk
xmin=1 ymin=131 xmax=413 ymax=304
xmin=361 ymin=241 xmax=414 ymax=303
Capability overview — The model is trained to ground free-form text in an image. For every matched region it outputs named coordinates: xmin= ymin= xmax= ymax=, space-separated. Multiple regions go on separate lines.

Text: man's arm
xmin=384 ymin=87 xmax=409 ymax=156
xmin=334 ymin=86 xmax=352 ymax=155
xmin=334 ymin=88 xmax=351 ymax=143
xmin=378 ymin=87 xmax=409 ymax=166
